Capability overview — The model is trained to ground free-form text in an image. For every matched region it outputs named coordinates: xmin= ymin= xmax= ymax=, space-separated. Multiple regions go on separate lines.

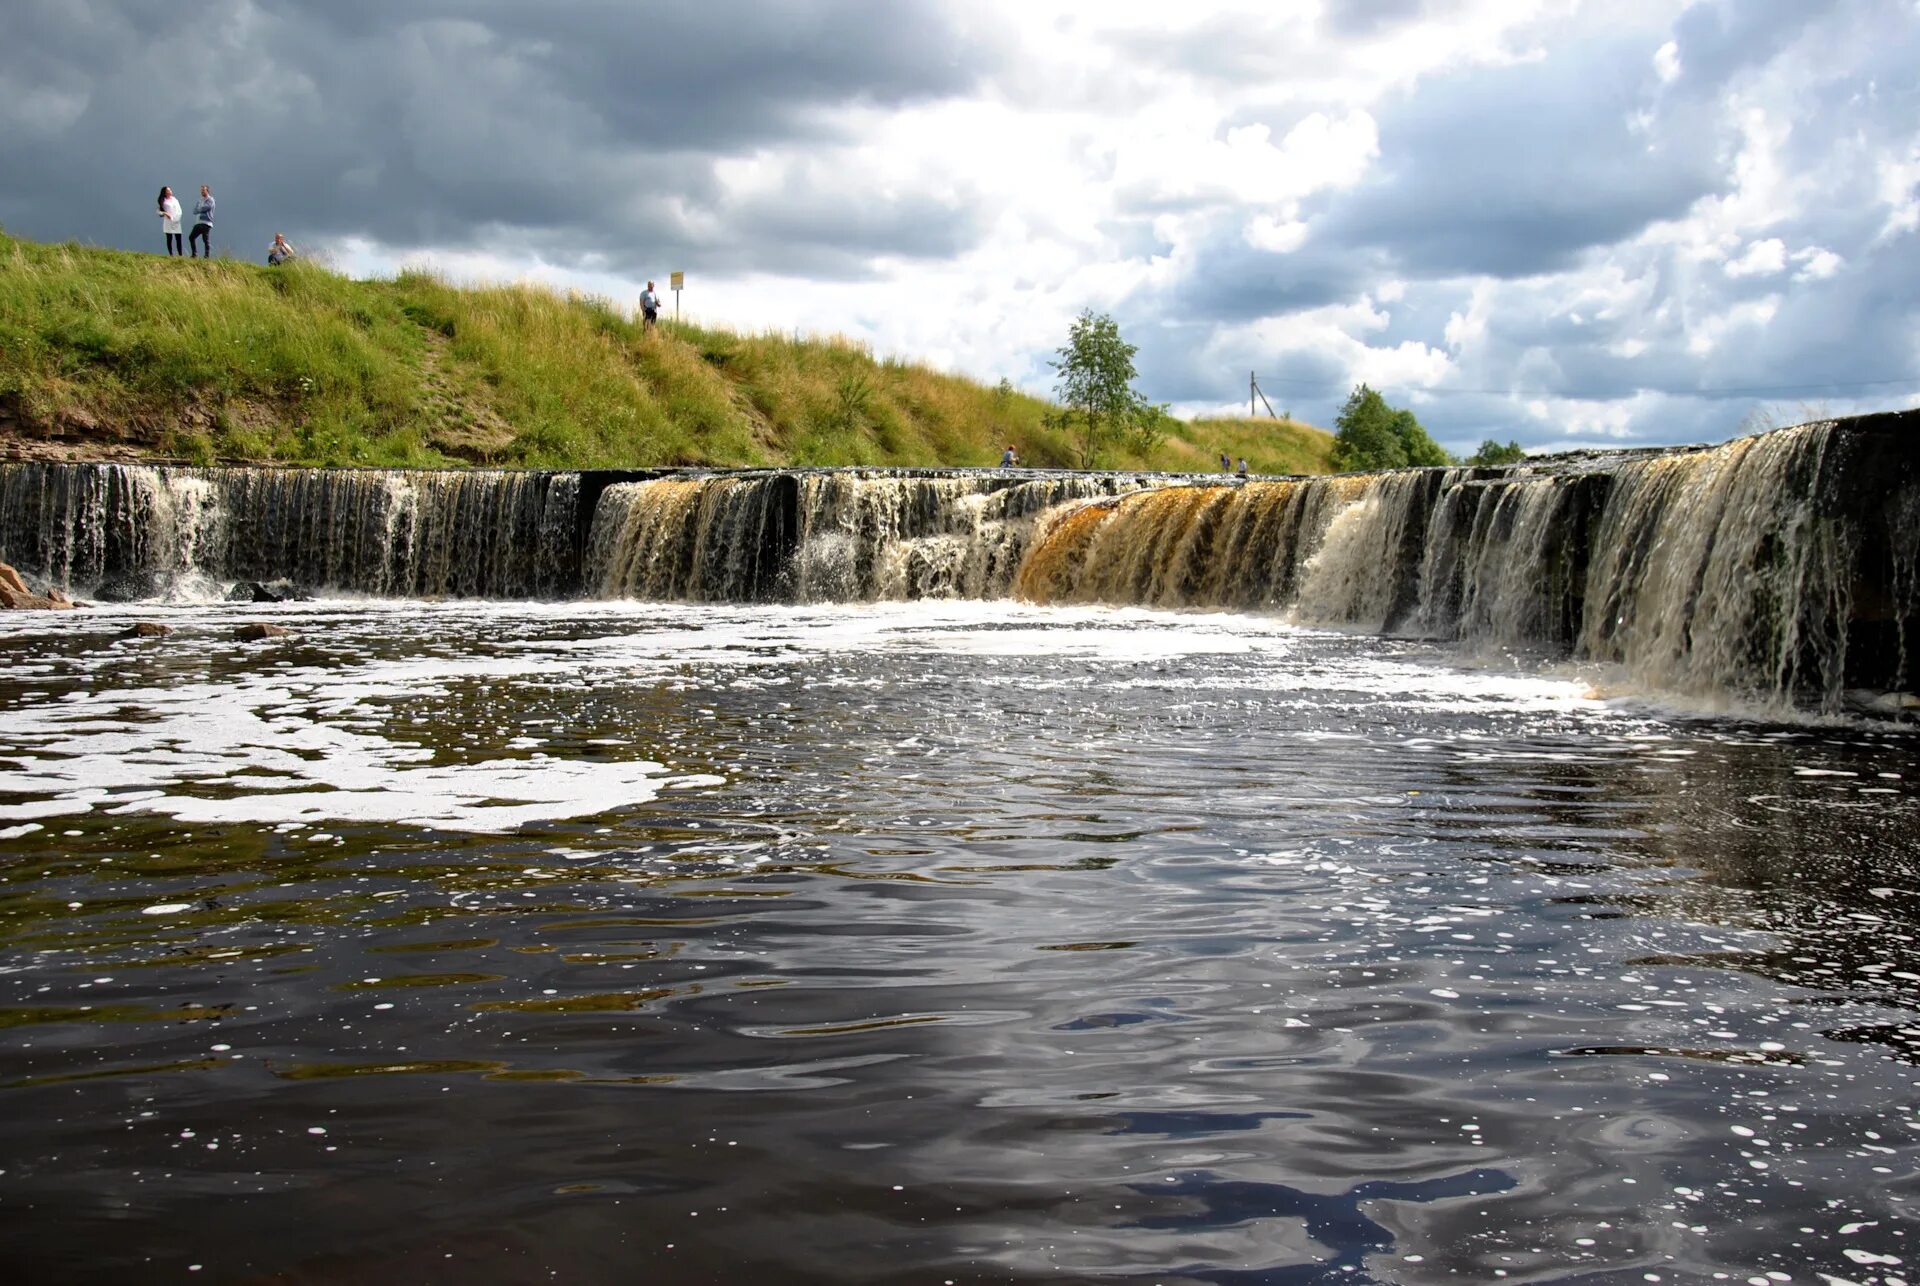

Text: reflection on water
xmin=1 ymin=600 xmax=1918 ymax=1284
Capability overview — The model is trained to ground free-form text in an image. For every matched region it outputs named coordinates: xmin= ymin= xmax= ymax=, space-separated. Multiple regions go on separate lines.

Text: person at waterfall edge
xmin=1219 ymin=452 xmax=1232 ymax=471
xmin=1236 ymin=458 xmax=1249 ymax=479
xmin=188 ymin=185 xmax=215 ymax=258
xmin=639 ymin=282 xmax=660 ymax=331
xmin=157 ymin=187 xmax=182 ymax=256
xmin=1001 ymin=444 xmax=1018 ymax=468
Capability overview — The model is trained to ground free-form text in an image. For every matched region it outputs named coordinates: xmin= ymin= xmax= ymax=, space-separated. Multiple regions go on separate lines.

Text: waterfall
xmin=583 ymin=471 xmax=1147 ymax=603
xmin=1415 ymin=467 xmax=1611 ymax=651
xmin=0 ymin=463 xmax=583 ymax=599
xmin=1574 ymin=425 xmax=1859 ymax=705
xmin=1014 ymin=471 xmax=1438 ymax=627
xmin=1010 ymin=415 xmax=1915 ymax=705
xmin=1 ymin=413 xmax=1914 ymax=708
xmin=585 ymin=475 xmax=798 ymax=603
xmin=1017 ymin=478 xmax=1361 ymax=610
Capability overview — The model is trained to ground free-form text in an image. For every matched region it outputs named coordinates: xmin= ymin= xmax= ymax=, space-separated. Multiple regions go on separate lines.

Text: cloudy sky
xmin=5 ymin=0 xmax=1918 ymax=453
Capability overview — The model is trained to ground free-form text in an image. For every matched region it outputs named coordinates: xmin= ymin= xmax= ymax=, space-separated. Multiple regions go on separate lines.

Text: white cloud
xmin=1724 ymin=238 xmax=1787 ymax=278
xmin=1652 ymin=39 xmax=1681 ymax=83
xmin=1791 ymin=246 xmax=1843 ymax=281
xmin=1245 ymin=215 xmax=1310 ymax=253
xmin=1878 ymin=144 xmax=1920 ymax=239
xmin=1685 ymin=295 xmax=1781 ymax=356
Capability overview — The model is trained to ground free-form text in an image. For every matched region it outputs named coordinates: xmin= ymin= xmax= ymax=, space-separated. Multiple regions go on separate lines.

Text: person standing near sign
xmin=639 ymin=281 xmax=660 ymax=330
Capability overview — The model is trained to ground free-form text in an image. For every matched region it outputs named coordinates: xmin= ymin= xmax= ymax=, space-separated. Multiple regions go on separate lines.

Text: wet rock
xmin=95 ymin=570 xmax=163 ymax=603
xmin=1846 ymin=689 xmax=1920 ymax=717
xmin=123 ymin=622 xmax=174 ymax=638
xmin=228 ymin=581 xmax=283 ymax=603
xmin=227 ymin=579 xmax=314 ymax=603
xmin=234 ymin=622 xmax=294 ymax=641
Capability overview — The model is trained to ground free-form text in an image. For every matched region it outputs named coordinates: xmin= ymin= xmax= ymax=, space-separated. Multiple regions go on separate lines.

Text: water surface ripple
xmin=1 ymin=601 xmax=1917 ymax=1284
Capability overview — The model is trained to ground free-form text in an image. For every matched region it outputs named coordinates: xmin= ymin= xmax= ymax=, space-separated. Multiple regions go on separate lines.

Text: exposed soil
xmin=0 ymin=396 xmax=172 ymax=463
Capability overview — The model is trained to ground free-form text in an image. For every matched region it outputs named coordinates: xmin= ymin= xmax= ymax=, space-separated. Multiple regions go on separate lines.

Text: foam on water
xmin=0 ymin=608 xmax=723 ymax=834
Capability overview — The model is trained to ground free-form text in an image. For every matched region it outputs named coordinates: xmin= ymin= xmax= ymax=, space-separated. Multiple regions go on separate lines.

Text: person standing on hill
xmin=639 ymin=281 xmax=660 ymax=330
xmin=188 ymin=185 xmax=215 ymax=258
xmin=267 ymin=233 xmax=296 ymax=266
xmin=157 ymin=187 xmax=182 ymax=256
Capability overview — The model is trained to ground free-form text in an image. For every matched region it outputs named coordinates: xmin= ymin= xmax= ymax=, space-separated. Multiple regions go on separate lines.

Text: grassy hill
xmin=0 ymin=232 xmax=1334 ymax=474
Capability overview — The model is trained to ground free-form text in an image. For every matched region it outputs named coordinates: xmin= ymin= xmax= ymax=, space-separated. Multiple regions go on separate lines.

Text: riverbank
xmin=0 ymin=232 xmax=1333 ymax=473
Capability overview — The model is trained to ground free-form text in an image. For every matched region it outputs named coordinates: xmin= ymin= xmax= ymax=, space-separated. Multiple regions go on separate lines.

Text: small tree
xmin=1330 ymin=384 xmax=1450 ymax=471
xmin=1468 ymin=439 xmax=1528 ymax=466
xmin=1049 ymin=310 xmax=1156 ymax=469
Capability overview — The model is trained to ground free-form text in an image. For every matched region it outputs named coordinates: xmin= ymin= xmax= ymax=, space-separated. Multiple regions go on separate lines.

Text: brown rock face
xmin=125 ymin=622 xmax=174 ymax=638
xmin=234 ymin=623 xmax=294 ymax=640
xmin=0 ymin=560 xmax=77 ymax=610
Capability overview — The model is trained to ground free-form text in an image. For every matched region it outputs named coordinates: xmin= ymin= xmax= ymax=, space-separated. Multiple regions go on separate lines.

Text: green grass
xmin=0 ymin=231 xmax=1334 ymax=473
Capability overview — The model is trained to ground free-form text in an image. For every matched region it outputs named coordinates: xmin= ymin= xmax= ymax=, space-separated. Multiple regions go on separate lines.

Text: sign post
xmin=670 ymin=271 xmax=684 ymax=324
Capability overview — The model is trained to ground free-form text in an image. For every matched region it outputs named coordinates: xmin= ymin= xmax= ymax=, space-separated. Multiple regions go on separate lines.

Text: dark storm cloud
xmin=0 ymin=0 xmax=996 ymax=274
xmin=1323 ymin=37 xmax=1724 ymax=278
xmin=1157 ymin=212 xmax=1383 ymax=323
xmin=1664 ymin=0 xmax=1820 ymax=91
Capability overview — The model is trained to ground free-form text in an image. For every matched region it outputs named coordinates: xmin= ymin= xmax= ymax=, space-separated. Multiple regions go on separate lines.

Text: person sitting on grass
xmin=267 ymin=233 xmax=296 ymax=266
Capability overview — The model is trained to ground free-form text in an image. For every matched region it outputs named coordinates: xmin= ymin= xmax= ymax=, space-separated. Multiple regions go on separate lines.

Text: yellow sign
xmin=670 ymin=271 xmax=684 ymax=290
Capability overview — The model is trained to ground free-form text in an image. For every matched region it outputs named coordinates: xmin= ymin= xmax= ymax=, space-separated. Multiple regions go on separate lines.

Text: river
xmin=2 ymin=597 xmax=1916 ymax=1283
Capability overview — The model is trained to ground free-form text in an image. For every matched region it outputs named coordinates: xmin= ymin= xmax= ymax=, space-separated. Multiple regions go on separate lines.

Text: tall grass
xmin=0 ymin=231 xmax=1334 ymax=473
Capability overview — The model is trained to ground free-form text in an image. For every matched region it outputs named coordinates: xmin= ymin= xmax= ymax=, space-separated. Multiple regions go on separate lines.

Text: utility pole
xmin=1249 ymin=372 xmax=1279 ymax=419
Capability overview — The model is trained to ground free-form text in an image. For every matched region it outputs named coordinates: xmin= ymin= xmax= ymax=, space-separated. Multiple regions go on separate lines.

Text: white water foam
xmin=0 ymin=613 xmax=723 ymax=833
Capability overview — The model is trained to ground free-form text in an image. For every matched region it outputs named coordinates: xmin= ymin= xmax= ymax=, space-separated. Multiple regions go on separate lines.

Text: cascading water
xmin=1011 ymin=417 xmax=1915 ymax=706
xmin=585 ymin=475 xmax=799 ymax=603
xmin=1 ymin=411 xmax=1914 ymax=707
xmin=1013 ymin=477 xmax=1372 ymax=610
xmin=0 ymin=463 xmax=583 ymax=600
xmin=1415 ymin=467 xmax=1610 ymax=651
xmin=583 ymin=471 xmax=1148 ymax=603
xmin=1574 ymin=424 xmax=1858 ymax=705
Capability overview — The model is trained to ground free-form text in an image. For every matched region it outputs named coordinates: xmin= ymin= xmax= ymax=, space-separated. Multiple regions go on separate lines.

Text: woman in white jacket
xmin=157 ymin=186 xmax=182 ymax=256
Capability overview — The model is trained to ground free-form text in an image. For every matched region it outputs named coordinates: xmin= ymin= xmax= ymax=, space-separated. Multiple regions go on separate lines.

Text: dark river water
xmin=1 ymin=600 xmax=1917 ymax=1285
